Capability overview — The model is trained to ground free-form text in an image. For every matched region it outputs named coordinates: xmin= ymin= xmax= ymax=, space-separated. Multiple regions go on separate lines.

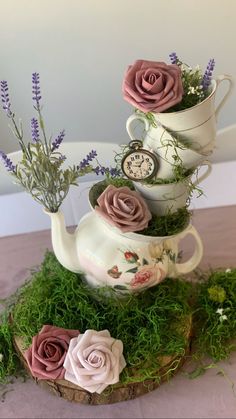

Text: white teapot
xmin=46 ymin=209 xmax=203 ymax=295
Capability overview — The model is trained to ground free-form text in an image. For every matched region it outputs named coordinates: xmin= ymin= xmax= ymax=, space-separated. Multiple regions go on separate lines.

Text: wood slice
xmin=13 ymin=316 xmax=192 ymax=405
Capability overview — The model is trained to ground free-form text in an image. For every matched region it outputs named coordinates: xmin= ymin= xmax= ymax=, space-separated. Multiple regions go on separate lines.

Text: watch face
xmin=121 ymin=149 xmax=158 ymax=181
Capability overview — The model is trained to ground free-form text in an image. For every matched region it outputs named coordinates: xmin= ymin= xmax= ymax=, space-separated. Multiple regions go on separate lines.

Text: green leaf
xmin=126 ymin=267 xmax=138 ymax=274
xmin=114 ymin=285 xmax=128 ymax=290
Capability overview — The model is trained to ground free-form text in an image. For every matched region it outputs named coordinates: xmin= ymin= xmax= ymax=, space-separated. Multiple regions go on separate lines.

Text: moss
xmin=1 ymin=253 xmax=236 ymax=385
xmin=1 ymin=251 xmax=192 ymax=384
xmin=89 ymin=179 xmax=191 ymax=237
xmin=194 ymin=269 xmax=236 ymax=361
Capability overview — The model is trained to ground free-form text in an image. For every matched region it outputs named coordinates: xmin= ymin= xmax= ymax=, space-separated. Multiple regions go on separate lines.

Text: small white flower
xmin=225 ymin=268 xmax=231 ymax=273
xmin=0 ymin=353 xmax=3 ymax=362
xmin=188 ymin=86 xmax=196 ymax=94
xmin=216 ymin=308 xmax=224 ymax=315
xmin=221 ymin=315 xmax=228 ymax=321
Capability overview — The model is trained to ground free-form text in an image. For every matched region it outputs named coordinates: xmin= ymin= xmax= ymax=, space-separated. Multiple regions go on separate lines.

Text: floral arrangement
xmin=0 ymin=74 xmax=119 ymax=212
xmin=94 ymin=184 xmax=152 ymax=232
xmin=122 ymin=53 xmax=215 ymax=116
xmin=24 ymin=325 xmax=126 ymax=394
xmin=1 ymin=253 xmax=236 ymax=400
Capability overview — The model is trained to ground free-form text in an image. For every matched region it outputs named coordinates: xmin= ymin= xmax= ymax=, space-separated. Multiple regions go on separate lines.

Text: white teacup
xmin=126 ymin=74 xmax=233 ymax=154
xmin=133 ymin=161 xmax=212 ymax=216
xmin=142 ymin=129 xmax=212 ymax=180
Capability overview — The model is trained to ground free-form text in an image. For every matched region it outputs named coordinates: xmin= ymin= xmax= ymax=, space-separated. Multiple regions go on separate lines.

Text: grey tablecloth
xmin=0 ymin=205 xmax=236 ymax=418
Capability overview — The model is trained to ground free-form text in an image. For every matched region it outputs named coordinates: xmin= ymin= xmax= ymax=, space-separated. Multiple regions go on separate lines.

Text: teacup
xmin=142 ymin=128 xmax=212 ymax=180
xmin=133 ymin=161 xmax=212 ymax=216
xmin=126 ymin=75 xmax=234 ymax=153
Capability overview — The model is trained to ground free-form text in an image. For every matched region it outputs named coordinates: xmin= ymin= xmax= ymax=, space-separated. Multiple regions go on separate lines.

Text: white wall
xmin=0 ymin=0 xmax=236 ymax=154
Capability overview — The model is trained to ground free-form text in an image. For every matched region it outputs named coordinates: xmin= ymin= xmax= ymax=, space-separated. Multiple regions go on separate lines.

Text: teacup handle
xmin=175 ymin=224 xmax=203 ymax=275
xmin=126 ymin=114 xmax=150 ymax=142
xmin=192 ymin=160 xmax=212 ymax=186
xmin=215 ymin=74 xmax=234 ymax=120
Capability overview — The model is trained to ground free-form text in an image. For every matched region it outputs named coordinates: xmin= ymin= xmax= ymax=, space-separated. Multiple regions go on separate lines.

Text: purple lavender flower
xmin=0 ymin=80 xmax=13 ymax=117
xmin=0 ymin=151 xmax=15 ymax=172
xmin=78 ymin=150 xmax=97 ymax=170
xmin=201 ymin=59 xmax=215 ymax=91
xmin=51 ymin=130 xmax=65 ymax=151
xmin=32 ymin=72 xmax=41 ymax=107
xmin=31 ymin=118 xmax=40 ymax=142
xmin=94 ymin=165 xmax=121 ymax=177
xmin=59 ymin=154 xmax=66 ymax=161
xmin=169 ymin=52 xmax=179 ymax=65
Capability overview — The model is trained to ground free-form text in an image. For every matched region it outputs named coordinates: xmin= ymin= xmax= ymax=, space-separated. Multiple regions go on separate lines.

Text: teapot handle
xmin=174 ymin=224 xmax=203 ymax=275
xmin=215 ymin=74 xmax=234 ymax=120
xmin=126 ymin=114 xmax=150 ymax=142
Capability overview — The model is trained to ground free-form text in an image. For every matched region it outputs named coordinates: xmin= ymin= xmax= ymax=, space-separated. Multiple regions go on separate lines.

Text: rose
xmin=63 ymin=330 xmax=126 ymax=394
xmin=130 ymin=264 xmax=166 ymax=289
xmin=95 ymin=185 xmax=152 ymax=233
xmin=122 ymin=60 xmax=183 ymax=113
xmin=24 ymin=325 xmax=79 ymax=380
xmin=124 ymin=251 xmax=139 ymax=263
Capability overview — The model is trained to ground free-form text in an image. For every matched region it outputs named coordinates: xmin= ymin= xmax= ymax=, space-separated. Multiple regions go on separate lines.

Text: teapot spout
xmin=45 ymin=209 xmax=81 ymax=273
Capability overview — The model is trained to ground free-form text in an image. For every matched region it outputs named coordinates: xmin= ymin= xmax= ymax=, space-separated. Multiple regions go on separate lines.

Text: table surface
xmin=0 ymin=205 xmax=236 ymax=419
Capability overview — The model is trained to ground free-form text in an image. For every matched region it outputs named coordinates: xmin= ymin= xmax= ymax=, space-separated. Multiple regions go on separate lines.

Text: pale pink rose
xmin=95 ymin=185 xmax=152 ymax=233
xmin=24 ymin=325 xmax=79 ymax=380
xmin=130 ymin=264 xmax=166 ymax=289
xmin=122 ymin=60 xmax=183 ymax=113
xmin=63 ymin=330 xmax=126 ymax=394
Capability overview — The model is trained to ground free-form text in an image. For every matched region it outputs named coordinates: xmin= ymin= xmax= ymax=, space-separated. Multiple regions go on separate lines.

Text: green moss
xmin=0 ymin=314 xmax=22 ymax=383
xmin=140 ymin=207 xmax=190 ymax=237
xmin=1 ymin=253 xmax=236 ymax=386
xmin=89 ymin=180 xmax=191 ymax=237
xmin=2 ymin=251 xmax=192 ymax=384
xmin=194 ymin=269 xmax=236 ymax=361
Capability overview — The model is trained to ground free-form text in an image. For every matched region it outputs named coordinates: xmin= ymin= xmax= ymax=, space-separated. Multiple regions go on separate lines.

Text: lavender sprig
xmin=94 ymin=165 xmax=121 ymax=177
xmin=0 ymin=151 xmax=15 ymax=172
xmin=0 ymin=80 xmax=13 ymax=117
xmin=201 ymin=59 xmax=215 ymax=91
xmin=51 ymin=130 xmax=65 ymax=152
xmin=31 ymin=118 xmax=40 ymax=142
xmin=32 ymin=73 xmax=41 ymax=109
xmin=169 ymin=52 xmax=179 ymax=65
xmin=77 ymin=150 xmax=97 ymax=170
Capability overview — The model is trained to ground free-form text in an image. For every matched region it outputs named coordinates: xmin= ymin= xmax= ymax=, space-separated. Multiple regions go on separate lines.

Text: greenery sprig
xmin=0 ymin=74 xmax=98 ymax=212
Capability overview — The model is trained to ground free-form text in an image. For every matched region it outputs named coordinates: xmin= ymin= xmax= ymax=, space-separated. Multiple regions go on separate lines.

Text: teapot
xmin=45 ymin=209 xmax=203 ymax=295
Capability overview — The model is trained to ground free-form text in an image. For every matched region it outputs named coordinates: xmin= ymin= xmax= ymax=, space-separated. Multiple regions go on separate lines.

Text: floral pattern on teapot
xmin=107 ymin=241 xmax=176 ymax=292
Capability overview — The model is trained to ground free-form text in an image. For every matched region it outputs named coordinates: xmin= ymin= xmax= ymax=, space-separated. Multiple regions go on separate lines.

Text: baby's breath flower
xmin=225 ymin=268 xmax=231 ymax=273
xmin=216 ymin=308 xmax=224 ymax=315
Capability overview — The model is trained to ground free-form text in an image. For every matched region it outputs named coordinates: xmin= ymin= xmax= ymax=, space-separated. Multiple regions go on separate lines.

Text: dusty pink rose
xmin=24 ymin=325 xmax=79 ymax=380
xmin=95 ymin=185 xmax=152 ymax=233
xmin=130 ymin=264 xmax=166 ymax=289
xmin=122 ymin=59 xmax=184 ymax=113
xmin=63 ymin=330 xmax=126 ymax=394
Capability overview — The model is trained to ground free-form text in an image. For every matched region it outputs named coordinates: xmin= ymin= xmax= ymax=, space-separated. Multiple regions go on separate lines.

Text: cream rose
xmin=122 ymin=59 xmax=183 ymax=113
xmin=95 ymin=185 xmax=152 ymax=233
xmin=63 ymin=330 xmax=126 ymax=394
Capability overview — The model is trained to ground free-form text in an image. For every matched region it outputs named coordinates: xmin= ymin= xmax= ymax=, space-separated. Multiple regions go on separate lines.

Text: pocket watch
xmin=121 ymin=140 xmax=159 ymax=181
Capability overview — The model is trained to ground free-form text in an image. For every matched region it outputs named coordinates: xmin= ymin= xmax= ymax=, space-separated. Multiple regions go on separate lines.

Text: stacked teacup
xmin=123 ymin=58 xmax=233 ymax=216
